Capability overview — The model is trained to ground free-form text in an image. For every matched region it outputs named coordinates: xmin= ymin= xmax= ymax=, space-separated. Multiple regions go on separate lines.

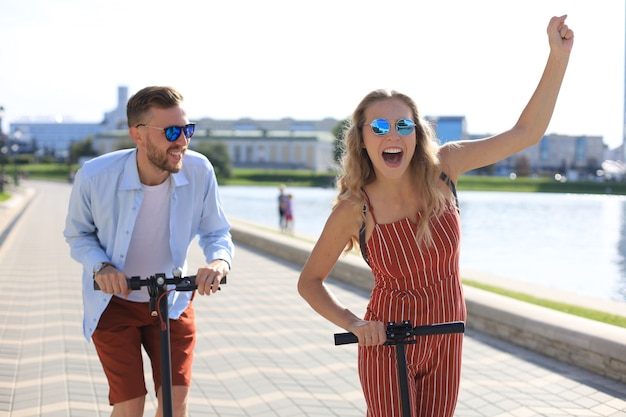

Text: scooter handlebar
xmin=93 ymin=275 xmax=227 ymax=291
xmin=334 ymin=321 xmax=465 ymax=346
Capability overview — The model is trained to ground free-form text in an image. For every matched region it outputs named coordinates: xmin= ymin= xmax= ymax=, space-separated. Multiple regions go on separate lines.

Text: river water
xmin=218 ymin=185 xmax=626 ymax=303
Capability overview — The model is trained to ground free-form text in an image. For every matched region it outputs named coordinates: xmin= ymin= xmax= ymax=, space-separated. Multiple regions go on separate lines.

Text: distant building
xmin=194 ymin=118 xmax=338 ymax=171
xmin=7 ymin=86 xmax=610 ymax=177
xmin=429 ymin=116 xmax=469 ymax=144
xmin=8 ymin=86 xmax=128 ymax=158
xmin=93 ymin=119 xmax=339 ymax=172
xmin=471 ymin=132 xmax=605 ymax=178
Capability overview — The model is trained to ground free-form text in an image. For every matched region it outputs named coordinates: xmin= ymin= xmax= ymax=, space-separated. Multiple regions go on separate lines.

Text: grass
xmin=463 ymin=279 xmax=626 ymax=329
xmin=11 ymin=163 xmax=626 ymax=195
xmin=21 ymin=163 xmax=78 ymax=179
xmin=222 ymin=168 xmax=336 ymax=187
xmin=457 ymin=175 xmax=626 ymax=195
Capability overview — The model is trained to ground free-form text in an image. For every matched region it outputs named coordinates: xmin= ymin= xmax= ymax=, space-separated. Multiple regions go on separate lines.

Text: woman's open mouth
xmin=382 ymin=147 xmax=403 ymax=167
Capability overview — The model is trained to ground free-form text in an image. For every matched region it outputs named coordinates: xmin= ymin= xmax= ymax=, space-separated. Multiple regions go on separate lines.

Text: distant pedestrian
xmin=284 ymin=193 xmax=294 ymax=234
xmin=298 ymin=16 xmax=573 ymax=417
xmin=278 ymin=184 xmax=288 ymax=230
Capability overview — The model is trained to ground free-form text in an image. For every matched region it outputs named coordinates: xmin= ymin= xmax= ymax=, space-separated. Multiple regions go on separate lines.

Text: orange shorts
xmin=92 ymin=295 xmax=196 ymax=405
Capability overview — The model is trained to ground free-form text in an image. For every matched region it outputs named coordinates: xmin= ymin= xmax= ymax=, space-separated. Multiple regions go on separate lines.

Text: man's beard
xmin=146 ymin=138 xmax=184 ymax=173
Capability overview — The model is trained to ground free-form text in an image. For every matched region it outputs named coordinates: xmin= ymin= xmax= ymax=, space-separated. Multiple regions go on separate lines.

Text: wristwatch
xmin=93 ymin=262 xmax=114 ymax=276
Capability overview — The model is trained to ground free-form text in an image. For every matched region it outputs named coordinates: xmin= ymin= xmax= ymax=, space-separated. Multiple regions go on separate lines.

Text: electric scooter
xmin=95 ymin=268 xmax=226 ymax=417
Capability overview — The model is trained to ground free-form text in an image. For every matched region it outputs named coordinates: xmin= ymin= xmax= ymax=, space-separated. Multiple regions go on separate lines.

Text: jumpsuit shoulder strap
xmin=439 ymin=171 xmax=459 ymax=213
xmin=359 ymin=189 xmax=374 ymax=265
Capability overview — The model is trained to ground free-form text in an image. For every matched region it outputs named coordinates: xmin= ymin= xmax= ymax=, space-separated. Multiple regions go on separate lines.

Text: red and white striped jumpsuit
xmin=359 ymin=185 xmax=466 ymax=417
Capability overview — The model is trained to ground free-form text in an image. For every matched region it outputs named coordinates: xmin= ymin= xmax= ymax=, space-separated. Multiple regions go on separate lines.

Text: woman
xmin=298 ymin=15 xmax=573 ymax=417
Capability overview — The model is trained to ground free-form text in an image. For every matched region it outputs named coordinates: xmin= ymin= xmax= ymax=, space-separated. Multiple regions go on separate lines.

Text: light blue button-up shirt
xmin=64 ymin=148 xmax=234 ymax=341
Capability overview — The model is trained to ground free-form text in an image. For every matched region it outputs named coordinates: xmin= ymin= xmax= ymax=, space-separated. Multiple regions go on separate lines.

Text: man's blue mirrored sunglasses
xmin=368 ymin=118 xmax=416 ymax=136
xmin=136 ymin=123 xmax=196 ymax=141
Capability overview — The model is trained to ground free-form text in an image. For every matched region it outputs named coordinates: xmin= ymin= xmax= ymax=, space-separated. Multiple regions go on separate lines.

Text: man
xmin=64 ymin=86 xmax=234 ymax=417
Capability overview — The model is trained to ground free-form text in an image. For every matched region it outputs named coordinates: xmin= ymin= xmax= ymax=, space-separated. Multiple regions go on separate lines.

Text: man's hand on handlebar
xmin=94 ymin=266 xmax=131 ymax=297
xmin=195 ymin=259 xmax=230 ymax=296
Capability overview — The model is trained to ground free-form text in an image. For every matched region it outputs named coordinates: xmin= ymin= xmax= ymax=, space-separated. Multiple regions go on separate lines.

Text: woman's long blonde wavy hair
xmin=334 ymin=89 xmax=450 ymax=254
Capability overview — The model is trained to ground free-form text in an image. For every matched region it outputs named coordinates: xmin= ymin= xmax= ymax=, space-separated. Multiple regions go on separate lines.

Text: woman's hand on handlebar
xmin=94 ymin=266 xmax=131 ymax=297
xmin=349 ymin=319 xmax=387 ymax=346
xmin=194 ymin=259 xmax=229 ymax=296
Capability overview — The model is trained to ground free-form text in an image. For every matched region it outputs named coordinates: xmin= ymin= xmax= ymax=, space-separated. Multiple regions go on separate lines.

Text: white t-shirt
xmin=121 ymin=179 xmax=173 ymax=302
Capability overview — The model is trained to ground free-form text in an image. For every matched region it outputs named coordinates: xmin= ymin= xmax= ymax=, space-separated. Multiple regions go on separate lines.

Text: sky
xmin=1 ymin=0 xmax=625 ymax=149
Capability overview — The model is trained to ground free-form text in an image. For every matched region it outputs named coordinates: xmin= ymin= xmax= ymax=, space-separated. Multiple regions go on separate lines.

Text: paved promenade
xmin=1 ymin=180 xmax=626 ymax=416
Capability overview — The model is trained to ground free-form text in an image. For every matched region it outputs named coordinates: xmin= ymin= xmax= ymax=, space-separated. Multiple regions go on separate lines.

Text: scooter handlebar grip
xmin=334 ymin=332 xmax=359 ymax=345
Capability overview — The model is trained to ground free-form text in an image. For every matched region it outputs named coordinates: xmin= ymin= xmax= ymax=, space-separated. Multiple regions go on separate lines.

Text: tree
xmin=472 ymin=163 xmax=496 ymax=176
xmin=115 ymin=137 xmax=136 ymax=151
xmin=514 ymin=155 xmax=531 ymax=177
xmin=194 ymin=141 xmax=232 ymax=182
xmin=69 ymin=137 xmax=96 ymax=164
xmin=332 ymin=119 xmax=349 ymax=165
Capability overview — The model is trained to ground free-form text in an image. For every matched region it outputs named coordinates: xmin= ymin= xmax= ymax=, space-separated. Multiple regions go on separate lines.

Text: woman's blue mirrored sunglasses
xmin=136 ymin=123 xmax=196 ymax=141
xmin=368 ymin=118 xmax=416 ymax=136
